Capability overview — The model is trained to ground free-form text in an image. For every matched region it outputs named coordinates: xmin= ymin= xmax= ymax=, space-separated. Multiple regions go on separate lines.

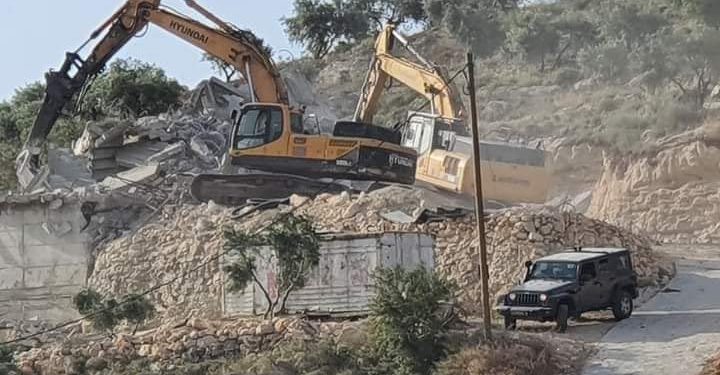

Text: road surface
xmin=583 ymin=248 xmax=720 ymax=375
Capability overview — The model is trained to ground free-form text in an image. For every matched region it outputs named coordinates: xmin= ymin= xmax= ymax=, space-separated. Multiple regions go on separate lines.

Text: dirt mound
xmin=589 ymin=125 xmax=720 ymax=243
xmin=88 ymin=186 xmax=672 ymax=320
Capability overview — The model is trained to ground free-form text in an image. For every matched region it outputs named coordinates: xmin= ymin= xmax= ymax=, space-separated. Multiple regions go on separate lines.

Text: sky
xmin=0 ymin=0 xmax=303 ymax=101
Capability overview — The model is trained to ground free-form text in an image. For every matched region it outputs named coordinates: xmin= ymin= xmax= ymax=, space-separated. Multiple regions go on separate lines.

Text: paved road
xmin=583 ymin=254 xmax=720 ymax=375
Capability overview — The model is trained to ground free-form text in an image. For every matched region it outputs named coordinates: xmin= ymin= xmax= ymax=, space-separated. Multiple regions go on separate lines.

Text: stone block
xmin=0 ymin=231 xmax=22 ymax=267
xmin=0 ymin=268 xmax=23 ymax=290
xmin=24 ymin=264 xmax=86 ymax=288
xmin=23 ymin=244 xmax=84 ymax=267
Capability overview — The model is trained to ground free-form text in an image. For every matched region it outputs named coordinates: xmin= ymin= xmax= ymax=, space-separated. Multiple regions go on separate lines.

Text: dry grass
xmin=436 ymin=333 xmax=590 ymax=375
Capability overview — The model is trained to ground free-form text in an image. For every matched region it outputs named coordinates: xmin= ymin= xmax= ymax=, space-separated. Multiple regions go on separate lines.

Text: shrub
xmin=73 ymin=289 xmax=155 ymax=335
xmin=549 ymin=67 xmax=582 ymax=87
xmin=364 ymin=267 xmax=457 ymax=375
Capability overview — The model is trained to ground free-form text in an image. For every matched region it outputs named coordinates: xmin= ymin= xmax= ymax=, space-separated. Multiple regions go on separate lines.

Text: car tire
xmin=504 ymin=316 xmax=517 ymax=330
xmin=612 ymin=290 xmax=634 ymax=321
xmin=556 ymin=304 xmax=569 ymax=333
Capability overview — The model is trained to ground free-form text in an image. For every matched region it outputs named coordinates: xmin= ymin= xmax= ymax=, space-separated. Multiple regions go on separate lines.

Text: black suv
xmin=496 ymin=248 xmax=638 ymax=332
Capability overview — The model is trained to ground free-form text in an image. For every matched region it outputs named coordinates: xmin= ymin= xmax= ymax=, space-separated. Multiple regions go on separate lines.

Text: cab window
xmin=234 ymin=107 xmax=283 ymax=149
xmin=291 ymin=113 xmax=304 ymax=133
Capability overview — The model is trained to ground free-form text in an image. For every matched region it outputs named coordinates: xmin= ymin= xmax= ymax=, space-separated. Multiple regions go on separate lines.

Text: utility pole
xmin=467 ymin=52 xmax=492 ymax=341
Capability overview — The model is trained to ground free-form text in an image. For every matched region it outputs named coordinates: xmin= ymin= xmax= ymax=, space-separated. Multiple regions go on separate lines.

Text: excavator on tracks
xmin=354 ymin=24 xmax=549 ymax=205
xmin=16 ymin=1 xmax=417 ymax=205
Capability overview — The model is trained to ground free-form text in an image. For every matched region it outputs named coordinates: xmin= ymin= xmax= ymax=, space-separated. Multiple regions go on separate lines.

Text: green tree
xmin=81 ymin=58 xmax=185 ymax=119
xmin=202 ymin=53 xmax=239 ymax=82
xmin=119 ymin=294 xmax=156 ymax=334
xmin=600 ymin=2 xmax=669 ymax=51
xmin=73 ymin=289 xmax=121 ymax=334
xmin=73 ymin=289 xmax=156 ymax=335
xmin=0 ymin=345 xmax=17 ymax=375
xmin=426 ymin=0 xmax=506 ymax=58
xmin=578 ymin=40 xmax=631 ymax=81
xmin=224 ymin=214 xmax=320 ymax=318
xmin=683 ymin=0 xmax=720 ymax=28
xmin=365 ymin=267 xmax=456 ymax=375
xmin=283 ymin=0 xmax=373 ymax=59
xmin=505 ymin=7 xmax=562 ymax=71
xmin=666 ymin=27 xmax=720 ymax=107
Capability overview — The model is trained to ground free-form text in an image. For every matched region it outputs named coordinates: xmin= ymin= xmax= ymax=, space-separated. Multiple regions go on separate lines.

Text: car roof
xmin=536 ymin=248 xmax=628 ymax=263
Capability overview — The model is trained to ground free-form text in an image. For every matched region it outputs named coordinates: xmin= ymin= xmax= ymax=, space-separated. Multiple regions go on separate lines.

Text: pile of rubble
xmin=74 ymin=114 xmax=231 ymax=180
xmin=589 ymin=122 xmax=720 ymax=243
xmin=88 ymin=186 xmax=674 ymax=319
xmin=15 ymin=317 xmax=358 ymax=374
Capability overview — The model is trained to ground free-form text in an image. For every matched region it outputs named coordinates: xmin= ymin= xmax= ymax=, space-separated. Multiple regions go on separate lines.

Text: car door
xmin=578 ymin=261 xmax=604 ymax=310
xmin=596 ymin=258 xmax=614 ymax=306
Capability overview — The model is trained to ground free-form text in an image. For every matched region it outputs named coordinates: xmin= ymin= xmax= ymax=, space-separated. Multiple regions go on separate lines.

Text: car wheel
xmin=504 ymin=316 xmax=517 ymax=330
xmin=556 ymin=304 xmax=569 ymax=333
xmin=612 ymin=290 xmax=634 ymax=320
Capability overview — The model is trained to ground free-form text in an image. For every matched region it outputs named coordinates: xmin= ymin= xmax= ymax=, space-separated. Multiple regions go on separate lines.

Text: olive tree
xmin=224 ymin=214 xmax=320 ymax=318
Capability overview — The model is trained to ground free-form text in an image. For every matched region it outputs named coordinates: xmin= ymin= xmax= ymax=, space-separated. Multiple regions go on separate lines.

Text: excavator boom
xmin=354 ymin=24 xmax=462 ymax=125
xmin=354 ymin=24 xmax=549 ymax=205
xmin=17 ymin=3 xmax=417 ymax=202
xmin=17 ymin=0 xmax=288 ymax=192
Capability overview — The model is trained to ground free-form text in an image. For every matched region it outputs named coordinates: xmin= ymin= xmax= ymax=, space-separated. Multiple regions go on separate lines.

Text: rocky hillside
xmin=589 ymin=122 xmax=720 ymax=243
xmin=286 ymin=27 xmax=718 ymax=202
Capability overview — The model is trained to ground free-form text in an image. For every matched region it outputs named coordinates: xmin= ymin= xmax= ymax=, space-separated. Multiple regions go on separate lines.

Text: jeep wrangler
xmin=496 ymin=248 xmax=638 ymax=332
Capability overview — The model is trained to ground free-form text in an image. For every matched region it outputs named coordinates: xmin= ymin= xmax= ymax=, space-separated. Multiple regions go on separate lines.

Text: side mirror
xmin=524 ymin=260 xmax=533 ymax=268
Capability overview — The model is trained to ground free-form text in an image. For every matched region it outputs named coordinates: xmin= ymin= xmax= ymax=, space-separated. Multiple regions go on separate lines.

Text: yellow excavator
xmin=354 ymin=24 xmax=549 ymax=205
xmin=16 ymin=1 xmax=417 ymax=204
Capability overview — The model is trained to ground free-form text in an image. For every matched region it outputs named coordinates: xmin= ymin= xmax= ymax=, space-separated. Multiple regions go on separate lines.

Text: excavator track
xmin=190 ymin=173 xmax=351 ymax=206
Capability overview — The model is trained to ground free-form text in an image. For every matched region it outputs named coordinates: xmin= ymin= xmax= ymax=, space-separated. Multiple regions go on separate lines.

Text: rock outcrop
xmin=589 ymin=123 xmax=720 ymax=243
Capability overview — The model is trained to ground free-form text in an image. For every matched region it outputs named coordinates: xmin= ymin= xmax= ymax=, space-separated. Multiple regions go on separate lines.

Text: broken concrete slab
xmin=115 ymin=141 xmax=171 ymax=168
xmin=147 ymin=142 xmax=185 ymax=164
xmin=99 ymin=165 xmax=159 ymax=191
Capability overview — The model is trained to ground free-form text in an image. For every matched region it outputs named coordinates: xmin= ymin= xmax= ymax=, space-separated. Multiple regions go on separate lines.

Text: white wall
xmin=0 ymin=200 xmax=90 ymax=322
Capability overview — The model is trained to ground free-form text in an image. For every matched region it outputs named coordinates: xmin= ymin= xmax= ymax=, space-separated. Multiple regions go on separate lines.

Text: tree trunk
xmin=552 ymin=41 xmax=572 ymax=70
xmin=252 ymin=273 xmax=274 ymax=319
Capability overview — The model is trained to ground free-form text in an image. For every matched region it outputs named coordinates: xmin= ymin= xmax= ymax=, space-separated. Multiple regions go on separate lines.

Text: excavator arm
xmin=17 ymin=0 xmax=288 ymax=192
xmin=353 ymin=24 xmax=461 ymax=124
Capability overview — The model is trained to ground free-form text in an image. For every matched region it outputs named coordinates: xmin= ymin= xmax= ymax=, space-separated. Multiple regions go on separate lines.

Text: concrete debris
xmin=188 ymin=77 xmax=247 ymax=120
xmin=98 ymin=165 xmax=160 ymax=191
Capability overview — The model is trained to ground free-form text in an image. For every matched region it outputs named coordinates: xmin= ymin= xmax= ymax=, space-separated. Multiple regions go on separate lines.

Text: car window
xmin=618 ymin=254 xmax=630 ymax=269
xmin=580 ymin=262 xmax=597 ymax=279
xmin=598 ymin=259 xmax=610 ymax=274
xmin=530 ymin=262 xmax=577 ymax=280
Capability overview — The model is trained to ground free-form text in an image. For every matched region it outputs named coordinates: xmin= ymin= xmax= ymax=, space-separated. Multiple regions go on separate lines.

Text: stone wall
xmin=89 ymin=187 xmax=673 ymax=320
xmin=15 ymin=317 xmax=359 ymax=374
xmin=0 ymin=198 xmax=90 ymax=321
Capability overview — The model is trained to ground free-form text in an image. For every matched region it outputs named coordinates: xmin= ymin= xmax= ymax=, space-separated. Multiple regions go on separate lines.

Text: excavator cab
xmin=402 ymin=112 xmax=459 ymax=155
xmin=231 ymin=104 xmax=286 ymax=150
